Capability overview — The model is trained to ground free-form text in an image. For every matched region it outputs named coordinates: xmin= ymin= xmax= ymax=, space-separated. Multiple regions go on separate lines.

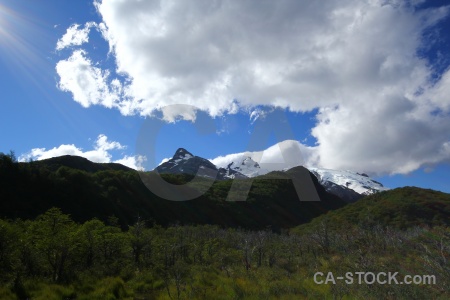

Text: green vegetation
xmin=0 ymin=208 xmax=448 ymax=299
xmin=1 ymin=152 xmax=449 ymax=298
xmin=294 ymin=186 xmax=450 ymax=233
xmin=0 ymin=153 xmax=345 ymax=229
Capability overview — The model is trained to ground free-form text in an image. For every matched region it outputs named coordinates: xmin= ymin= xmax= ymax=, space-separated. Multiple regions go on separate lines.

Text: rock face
xmin=155 ymin=148 xmax=247 ymax=180
xmin=317 ymin=180 xmax=364 ymax=203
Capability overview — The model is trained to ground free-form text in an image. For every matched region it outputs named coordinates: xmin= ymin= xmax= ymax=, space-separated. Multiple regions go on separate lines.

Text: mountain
xmin=1 ymin=153 xmax=346 ymax=229
xmin=37 ymin=148 xmax=388 ymax=203
xmin=155 ymin=148 xmax=247 ymax=180
xmin=2 ymin=151 xmax=447 ymax=231
xmin=225 ymin=156 xmax=270 ymax=177
xmin=213 ymin=148 xmax=388 ymax=202
xmin=211 ymin=140 xmax=310 ymax=178
xmin=308 ymin=168 xmax=389 ymax=202
xmin=308 ymin=167 xmax=388 ymax=195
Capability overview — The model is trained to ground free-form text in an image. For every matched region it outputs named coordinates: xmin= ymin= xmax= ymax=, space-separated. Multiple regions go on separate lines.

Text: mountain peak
xmin=155 ymin=148 xmax=247 ymax=180
xmin=226 ymin=155 xmax=268 ymax=177
xmin=173 ymin=148 xmax=194 ymax=160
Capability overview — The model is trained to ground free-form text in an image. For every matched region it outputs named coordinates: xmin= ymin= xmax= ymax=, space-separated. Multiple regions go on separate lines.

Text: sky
xmin=0 ymin=0 xmax=449 ymax=193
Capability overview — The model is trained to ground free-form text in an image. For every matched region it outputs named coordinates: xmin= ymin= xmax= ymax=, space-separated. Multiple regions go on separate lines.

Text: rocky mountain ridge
xmin=155 ymin=148 xmax=247 ymax=180
xmin=156 ymin=147 xmax=388 ymax=202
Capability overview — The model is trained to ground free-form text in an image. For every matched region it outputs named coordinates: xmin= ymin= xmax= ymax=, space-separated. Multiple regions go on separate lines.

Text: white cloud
xmin=158 ymin=157 xmax=170 ymax=165
xmin=249 ymin=108 xmax=269 ymax=125
xmin=56 ymin=50 xmax=121 ymax=109
xmin=114 ymin=155 xmax=147 ymax=170
xmin=19 ymin=134 xmax=146 ymax=171
xmin=56 ymin=22 xmax=97 ymax=50
xmin=95 ymin=134 xmax=125 ymax=151
xmin=56 ymin=0 xmax=450 ymax=175
xmin=211 ymin=140 xmax=319 ymax=172
xmin=310 ymin=90 xmax=450 ymax=175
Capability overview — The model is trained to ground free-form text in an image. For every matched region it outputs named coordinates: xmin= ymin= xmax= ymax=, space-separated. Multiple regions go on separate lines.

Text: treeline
xmin=0 ymin=152 xmax=345 ymax=229
xmin=0 ymin=208 xmax=449 ymax=299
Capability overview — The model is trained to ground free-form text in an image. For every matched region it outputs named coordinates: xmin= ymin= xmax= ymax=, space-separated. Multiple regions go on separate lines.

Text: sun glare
xmin=0 ymin=4 xmax=10 ymax=40
xmin=0 ymin=3 xmax=24 ymax=50
xmin=0 ymin=2 xmax=50 ymax=88
xmin=0 ymin=3 xmax=22 ymax=43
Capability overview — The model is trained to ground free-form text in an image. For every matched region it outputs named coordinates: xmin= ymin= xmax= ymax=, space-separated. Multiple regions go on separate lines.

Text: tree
xmin=128 ymin=217 xmax=153 ymax=269
xmin=253 ymin=230 xmax=268 ymax=267
xmin=0 ymin=219 xmax=18 ymax=280
xmin=8 ymin=150 xmax=17 ymax=163
xmin=310 ymin=220 xmax=331 ymax=254
xmin=96 ymin=221 xmax=128 ymax=275
xmin=77 ymin=219 xmax=105 ymax=269
xmin=32 ymin=208 xmax=78 ymax=282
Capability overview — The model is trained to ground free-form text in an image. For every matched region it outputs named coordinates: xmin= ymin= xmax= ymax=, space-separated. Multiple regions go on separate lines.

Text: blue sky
xmin=0 ymin=0 xmax=449 ymax=193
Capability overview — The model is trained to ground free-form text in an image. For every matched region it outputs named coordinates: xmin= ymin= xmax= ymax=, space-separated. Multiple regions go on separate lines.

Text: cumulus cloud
xmin=56 ymin=50 xmax=122 ymax=109
xmin=56 ymin=22 xmax=97 ymax=50
xmin=114 ymin=155 xmax=147 ymax=170
xmin=19 ymin=134 xmax=146 ymax=170
xmin=56 ymin=0 xmax=450 ymax=175
xmin=211 ymin=140 xmax=319 ymax=172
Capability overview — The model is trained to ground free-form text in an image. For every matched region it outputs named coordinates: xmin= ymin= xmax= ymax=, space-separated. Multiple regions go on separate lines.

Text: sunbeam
xmin=0 ymin=3 xmax=51 ymax=87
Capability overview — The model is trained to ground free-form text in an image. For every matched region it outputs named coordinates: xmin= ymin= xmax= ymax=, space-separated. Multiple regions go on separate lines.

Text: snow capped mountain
xmin=218 ymin=151 xmax=388 ymax=201
xmin=209 ymin=140 xmax=389 ymax=201
xmin=308 ymin=167 xmax=389 ymax=201
xmin=211 ymin=140 xmax=315 ymax=176
xmin=226 ymin=156 xmax=270 ymax=177
xmin=155 ymin=142 xmax=389 ymax=201
xmin=155 ymin=148 xmax=247 ymax=180
xmin=308 ymin=168 xmax=388 ymax=195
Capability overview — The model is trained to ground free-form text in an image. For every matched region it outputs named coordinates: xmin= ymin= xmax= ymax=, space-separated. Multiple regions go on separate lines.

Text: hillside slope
xmin=0 ymin=154 xmax=346 ymax=229
xmin=294 ymin=186 xmax=450 ymax=232
xmin=30 ymin=155 xmax=133 ymax=172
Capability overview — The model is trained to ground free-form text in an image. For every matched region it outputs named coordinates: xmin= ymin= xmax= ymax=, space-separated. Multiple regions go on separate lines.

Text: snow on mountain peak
xmin=226 ymin=155 xmax=270 ymax=177
xmin=308 ymin=167 xmax=389 ymax=195
xmin=209 ymin=140 xmax=388 ymax=197
xmin=156 ymin=141 xmax=389 ymax=198
xmin=210 ymin=140 xmax=316 ymax=177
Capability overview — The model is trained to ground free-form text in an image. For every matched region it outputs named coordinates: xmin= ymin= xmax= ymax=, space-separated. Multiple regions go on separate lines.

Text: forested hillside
xmin=0 ymin=153 xmax=345 ymax=229
xmin=1 ymin=152 xmax=449 ymax=299
xmin=294 ymin=186 xmax=450 ymax=233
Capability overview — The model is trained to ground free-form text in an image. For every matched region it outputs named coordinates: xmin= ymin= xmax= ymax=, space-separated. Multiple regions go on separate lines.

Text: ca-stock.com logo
xmin=135 ymin=104 xmax=320 ymax=202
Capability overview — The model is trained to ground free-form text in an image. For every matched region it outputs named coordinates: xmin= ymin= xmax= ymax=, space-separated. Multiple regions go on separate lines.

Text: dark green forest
xmin=0 ymin=152 xmax=449 ymax=299
xmin=0 ymin=152 xmax=346 ymax=229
